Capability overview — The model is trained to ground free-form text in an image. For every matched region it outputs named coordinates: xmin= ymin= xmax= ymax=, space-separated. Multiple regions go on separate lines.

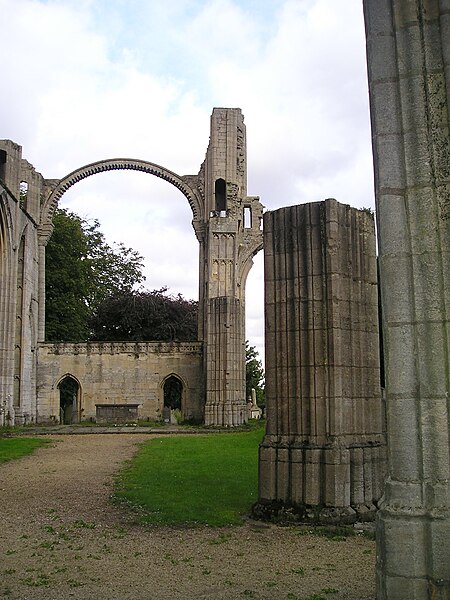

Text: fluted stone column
xmin=364 ymin=1 xmax=450 ymax=598
xmin=203 ymin=296 xmax=246 ymax=426
xmin=256 ymin=199 xmax=386 ymax=523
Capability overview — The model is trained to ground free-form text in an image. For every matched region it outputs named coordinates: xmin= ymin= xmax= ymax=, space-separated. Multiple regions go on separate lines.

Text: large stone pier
xmin=256 ymin=199 xmax=386 ymax=524
xmin=364 ymin=1 xmax=450 ymax=597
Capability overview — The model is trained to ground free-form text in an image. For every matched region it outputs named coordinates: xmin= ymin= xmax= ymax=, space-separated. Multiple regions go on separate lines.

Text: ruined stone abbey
xmin=0 ymin=108 xmax=263 ymax=427
xmin=0 ymin=1 xmax=448 ymax=597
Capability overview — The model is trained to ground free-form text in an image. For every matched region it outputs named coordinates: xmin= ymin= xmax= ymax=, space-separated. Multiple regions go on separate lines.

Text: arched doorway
xmin=163 ymin=375 xmax=183 ymax=411
xmin=58 ymin=375 xmax=80 ymax=424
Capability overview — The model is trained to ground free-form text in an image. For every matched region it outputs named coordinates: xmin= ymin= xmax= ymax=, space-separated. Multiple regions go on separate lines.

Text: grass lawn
xmin=114 ymin=423 xmax=265 ymax=526
xmin=0 ymin=437 xmax=51 ymax=464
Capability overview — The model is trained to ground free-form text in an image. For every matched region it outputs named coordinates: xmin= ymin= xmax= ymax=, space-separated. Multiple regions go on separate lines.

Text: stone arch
xmin=57 ymin=373 xmax=82 ymax=424
xmin=41 ymin=158 xmax=203 ymax=240
xmin=238 ymin=241 xmax=264 ymax=295
xmin=0 ymin=190 xmax=14 ymax=254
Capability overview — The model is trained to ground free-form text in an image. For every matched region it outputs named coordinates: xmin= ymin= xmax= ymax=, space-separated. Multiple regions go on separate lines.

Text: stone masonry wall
xmin=257 ymin=199 xmax=386 ymax=524
xmin=364 ymin=1 xmax=450 ymax=597
xmin=0 ymin=173 xmax=40 ymax=426
xmin=37 ymin=341 xmax=203 ymax=423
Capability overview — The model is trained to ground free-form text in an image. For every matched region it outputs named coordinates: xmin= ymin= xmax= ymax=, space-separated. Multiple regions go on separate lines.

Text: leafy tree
xmin=45 ymin=208 xmax=145 ymax=341
xmin=246 ymin=341 xmax=265 ymax=408
xmin=89 ymin=288 xmax=198 ymax=342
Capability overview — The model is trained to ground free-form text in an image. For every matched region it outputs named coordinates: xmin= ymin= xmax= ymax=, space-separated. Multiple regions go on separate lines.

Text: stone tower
xmin=198 ymin=108 xmax=264 ymax=425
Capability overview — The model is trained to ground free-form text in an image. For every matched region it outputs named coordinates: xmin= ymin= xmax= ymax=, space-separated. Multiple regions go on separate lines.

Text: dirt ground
xmin=0 ymin=434 xmax=376 ymax=600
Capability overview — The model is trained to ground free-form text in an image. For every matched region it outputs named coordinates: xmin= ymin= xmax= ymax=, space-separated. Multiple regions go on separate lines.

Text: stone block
xmin=386 ymin=397 xmax=421 ymax=480
xmin=363 ymin=0 xmax=393 ymax=38
xmin=382 ymin=516 xmax=428 ymax=578
xmin=384 ymin=575 xmax=430 ymax=600
xmin=377 ymin=195 xmax=410 ymax=255
xmin=415 ymin=323 xmax=449 ymax=397
xmin=403 ymin=129 xmax=435 ymax=187
xmin=324 ymin=460 xmax=350 ymax=507
xmin=408 ymin=187 xmax=445 ymax=253
xmin=428 ymin=518 xmax=450 ymax=581
xmin=420 ymin=397 xmax=450 ymax=480
xmin=375 ymin=133 xmax=407 ymax=190
xmin=372 ymin=80 xmax=403 ymax=134
xmin=384 ymin=324 xmax=418 ymax=396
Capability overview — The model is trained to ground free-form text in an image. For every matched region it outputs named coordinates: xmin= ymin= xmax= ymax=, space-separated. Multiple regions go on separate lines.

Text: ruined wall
xmin=257 ymin=199 xmax=386 ymax=523
xmin=37 ymin=341 xmax=203 ymax=423
xmin=364 ymin=1 xmax=450 ymax=597
xmin=0 ymin=140 xmax=41 ymax=425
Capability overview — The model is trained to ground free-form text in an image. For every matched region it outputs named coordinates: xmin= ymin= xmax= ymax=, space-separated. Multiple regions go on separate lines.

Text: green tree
xmin=89 ymin=288 xmax=198 ymax=342
xmin=45 ymin=208 xmax=144 ymax=341
xmin=246 ymin=341 xmax=265 ymax=408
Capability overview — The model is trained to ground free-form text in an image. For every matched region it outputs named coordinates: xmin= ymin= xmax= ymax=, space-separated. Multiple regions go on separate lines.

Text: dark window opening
xmin=163 ymin=375 xmax=183 ymax=411
xmin=58 ymin=376 xmax=79 ymax=424
xmin=215 ymin=178 xmax=227 ymax=215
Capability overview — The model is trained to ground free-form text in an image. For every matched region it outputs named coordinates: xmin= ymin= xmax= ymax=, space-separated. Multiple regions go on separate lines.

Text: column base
xmin=204 ymin=401 xmax=248 ymax=426
xmin=251 ymin=498 xmax=377 ymax=525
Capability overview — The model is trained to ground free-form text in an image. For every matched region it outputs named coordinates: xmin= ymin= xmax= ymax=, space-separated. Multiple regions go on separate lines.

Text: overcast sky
xmin=1 ymin=0 xmax=374 ymax=362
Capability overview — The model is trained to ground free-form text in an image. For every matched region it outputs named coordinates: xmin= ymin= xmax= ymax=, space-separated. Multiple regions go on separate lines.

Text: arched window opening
xmin=163 ymin=375 xmax=183 ymax=411
xmin=244 ymin=206 xmax=252 ymax=228
xmin=19 ymin=181 xmax=28 ymax=209
xmin=214 ymin=178 xmax=227 ymax=215
xmin=58 ymin=376 xmax=80 ymax=424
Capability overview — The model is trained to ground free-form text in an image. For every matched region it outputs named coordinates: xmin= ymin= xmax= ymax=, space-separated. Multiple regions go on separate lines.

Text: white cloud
xmin=0 ymin=0 xmax=374 ymax=363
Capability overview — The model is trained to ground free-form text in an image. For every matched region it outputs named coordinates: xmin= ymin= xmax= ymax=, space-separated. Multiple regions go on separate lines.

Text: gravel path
xmin=0 ymin=434 xmax=376 ymax=599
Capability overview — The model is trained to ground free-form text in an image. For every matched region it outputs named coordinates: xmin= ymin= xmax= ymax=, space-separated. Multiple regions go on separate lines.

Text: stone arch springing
xmin=238 ymin=241 xmax=264 ymax=296
xmin=41 ymin=159 xmax=203 ymax=241
xmin=57 ymin=374 xmax=81 ymax=424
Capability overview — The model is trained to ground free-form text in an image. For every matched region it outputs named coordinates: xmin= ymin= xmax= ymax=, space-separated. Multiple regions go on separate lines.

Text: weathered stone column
xmin=364 ymin=1 xmax=450 ymax=597
xmin=256 ymin=199 xmax=386 ymax=523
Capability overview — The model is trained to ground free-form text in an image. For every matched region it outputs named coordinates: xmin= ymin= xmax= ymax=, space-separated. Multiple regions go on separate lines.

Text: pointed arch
xmin=57 ymin=373 xmax=82 ymax=424
xmin=0 ymin=188 xmax=15 ymax=422
xmin=159 ymin=373 xmax=188 ymax=422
